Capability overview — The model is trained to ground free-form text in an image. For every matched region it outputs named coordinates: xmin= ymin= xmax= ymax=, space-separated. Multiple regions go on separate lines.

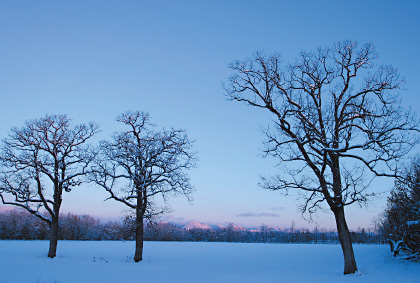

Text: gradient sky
xmin=1 ymin=0 xmax=419 ymax=230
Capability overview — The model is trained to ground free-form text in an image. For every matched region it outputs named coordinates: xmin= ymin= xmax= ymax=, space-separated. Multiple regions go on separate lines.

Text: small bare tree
xmin=0 ymin=114 xmax=99 ymax=257
xmin=224 ymin=41 xmax=419 ymax=274
xmin=91 ymin=111 xmax=196 ymax=262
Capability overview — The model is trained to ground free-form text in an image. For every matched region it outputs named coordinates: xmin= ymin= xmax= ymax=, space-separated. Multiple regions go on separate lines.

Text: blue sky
xmin=1 ymin=0 xmax=419 ymax=229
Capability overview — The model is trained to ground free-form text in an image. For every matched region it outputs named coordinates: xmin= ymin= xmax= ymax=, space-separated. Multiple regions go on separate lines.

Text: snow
xmin=231 ymin=223 xmax=246 ymax=231
xmin=182 ymin=220 xmax=212 ymax=230
xmin=0 ymin=241 xmax=419 ymax=283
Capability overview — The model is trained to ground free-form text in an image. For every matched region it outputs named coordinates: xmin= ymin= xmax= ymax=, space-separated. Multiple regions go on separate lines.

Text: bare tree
xmin=224 ymin=41 xmax=419 ymax=274
xmin=91 ymin=111 xmax=196 ymax=262
xmin=0 ymin=114 xmax=99 ymax=258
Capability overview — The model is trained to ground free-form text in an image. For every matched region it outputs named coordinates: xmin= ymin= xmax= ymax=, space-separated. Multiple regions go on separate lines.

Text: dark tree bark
xmin=333 ymin=206 xmax=357 ymax=274
xmin=134 ymin=208 xmax=145 ymax=262
xmin=92 ymin=110 xmax=196 ymax=262
xmin=134 ymin=192 xmax=146 ymax=262
xmin=0 ymin=114 xmax=98 ymax=258
xmin=224 ymin=41 xmax=419 ymax=274
xmin=48 ymin=217 xmax=59 ymax=258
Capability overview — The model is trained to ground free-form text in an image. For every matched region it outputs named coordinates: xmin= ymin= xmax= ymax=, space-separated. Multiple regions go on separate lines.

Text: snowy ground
xmin=0 ymin=241 xmax=419 ymax=283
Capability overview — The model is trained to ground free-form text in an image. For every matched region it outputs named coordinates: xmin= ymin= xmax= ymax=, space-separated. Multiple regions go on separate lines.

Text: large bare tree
xmin=0 ymin=114 xmax=99 ymax=257
xmin=91 ymin=111 xmax=196 ymax=262
xmin=224 ymin=41 xmax=419 ymax=274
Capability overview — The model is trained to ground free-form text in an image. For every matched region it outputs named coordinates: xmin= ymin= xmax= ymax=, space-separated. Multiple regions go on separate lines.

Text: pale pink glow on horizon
xmin=0 ymin=206 xmax=14 ymax=212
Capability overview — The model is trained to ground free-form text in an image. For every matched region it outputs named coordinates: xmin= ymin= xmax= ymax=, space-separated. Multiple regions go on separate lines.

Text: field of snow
xmin=0 ymin=241 xmax=419 ymax=283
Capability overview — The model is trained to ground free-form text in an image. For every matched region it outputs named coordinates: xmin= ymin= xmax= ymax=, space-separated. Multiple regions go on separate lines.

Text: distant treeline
xmin=0 ymin=209 xmax=382 ymax=244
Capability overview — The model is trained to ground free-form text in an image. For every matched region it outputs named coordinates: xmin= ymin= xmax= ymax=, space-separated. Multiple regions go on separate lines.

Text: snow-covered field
xmin=0 ymin=241 xmax=418 ymax=283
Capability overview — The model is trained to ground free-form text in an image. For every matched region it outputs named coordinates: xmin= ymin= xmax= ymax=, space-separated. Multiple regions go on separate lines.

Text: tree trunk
xmin=134 ymin=211 xmax=144 ymax=262
xmin=48 ymin=217 xmax=59 ymax=258
xmin=333 ymin=206 xmax=357 ymax=274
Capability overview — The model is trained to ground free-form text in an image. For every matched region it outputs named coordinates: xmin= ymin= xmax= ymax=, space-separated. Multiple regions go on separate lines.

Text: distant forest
xmin=0 ymin=209 xmax=382 ymax=244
